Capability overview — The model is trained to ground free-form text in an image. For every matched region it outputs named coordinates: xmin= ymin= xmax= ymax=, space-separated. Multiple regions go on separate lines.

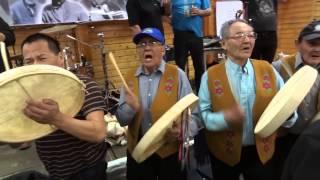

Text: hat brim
xmin=303 ymin=33 xmax=320 ymax=41
xmin=133 ymin=33 xmax=163 ymax=44
xmin=255 ymin=65 xmax=318 ymax=137
xmin=132 ymin=93 xmax=198 ymax=163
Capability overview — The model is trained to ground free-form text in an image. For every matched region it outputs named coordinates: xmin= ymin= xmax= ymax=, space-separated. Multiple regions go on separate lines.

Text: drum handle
xmin=0 ymin=41 xmax=10 ymax=71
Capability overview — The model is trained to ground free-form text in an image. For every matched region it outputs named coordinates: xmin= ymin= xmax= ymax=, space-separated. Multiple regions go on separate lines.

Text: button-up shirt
xmin=199 ymin=58 xmax=296 ymax=146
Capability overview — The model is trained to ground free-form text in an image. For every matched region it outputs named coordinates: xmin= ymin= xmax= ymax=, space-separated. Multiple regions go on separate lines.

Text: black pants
xmin=251 ymin=31 xmax=277 ymax=63
xmin=67 ymin=161 xmax=107 ymax=180
xmin=210 ymin=146 xmax=279 ymax=180
xmin=274 ymin=133 xmax=299 ymax=179
xmin=127 ymin=152 xmax=187 ymax=180
xmin=173 ymin=30 xmax=204 ymax=94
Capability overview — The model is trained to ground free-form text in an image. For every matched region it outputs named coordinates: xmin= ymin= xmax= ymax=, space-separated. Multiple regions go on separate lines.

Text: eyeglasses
xmin=136 ymin=41 xmax=162 ymax=48
xmin=227 ymin=32 xmax=257 ymax=40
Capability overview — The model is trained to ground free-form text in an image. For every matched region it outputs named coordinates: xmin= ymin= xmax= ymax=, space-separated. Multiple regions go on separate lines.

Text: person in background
xmin=272 ymin=19 xmax=320 ymax=178
xmin=198 ymin=19 xmax=295 ymax=180
xmin=0 ymin=17 xmax=15 ymax=73
xmin=126 ymin=0 xmax=171 ymax=36
xmin=42 ymin=0 xmax=88 ymax=23
xmin=10 ymin=0 xmax=45 ymax=25
xmin=116 ymin=27 xmax=199 ymax=180
xmin=242 ymin=0 xmax=287 ymax=63
xmin=170 ymin=0 xmax=211 ymax=93
xmin=21 ymin=33 xmax=107 ymax=180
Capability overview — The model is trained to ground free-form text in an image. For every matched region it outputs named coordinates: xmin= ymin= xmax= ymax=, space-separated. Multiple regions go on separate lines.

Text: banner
xmin=2 ymin=0 xmax=127 ymax=26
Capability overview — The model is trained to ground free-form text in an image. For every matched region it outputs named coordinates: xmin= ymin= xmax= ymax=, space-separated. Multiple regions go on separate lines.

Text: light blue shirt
xmin=199 ymin=59 xmax=296 ymax=146
xmin=171 ymin=0 xmax=211 ymax=37
xmin=116 ymin=60 xmax=199 ymax=136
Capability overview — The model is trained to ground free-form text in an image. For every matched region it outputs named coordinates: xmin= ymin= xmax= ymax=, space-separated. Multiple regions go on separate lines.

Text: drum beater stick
xmin=0 ymin=42 xmax=33 ymax=99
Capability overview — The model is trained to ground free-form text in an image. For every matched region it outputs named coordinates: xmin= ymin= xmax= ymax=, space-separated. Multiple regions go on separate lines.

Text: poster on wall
xmin=0 ymin=0 xmax=128 ymax=26
xmin=216 ymin=0 xmax=243 ymax=36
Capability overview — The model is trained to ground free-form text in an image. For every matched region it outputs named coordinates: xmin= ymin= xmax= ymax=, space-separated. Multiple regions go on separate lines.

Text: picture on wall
xmin=1 ymin=0 xmax=128 ymax=26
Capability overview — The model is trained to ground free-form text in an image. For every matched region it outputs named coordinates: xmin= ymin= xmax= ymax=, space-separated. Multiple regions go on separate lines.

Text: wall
xmin=14 ymin=0 xmax=318 ymax=89
xmin=12 ymin=20 xmax=176 ymax=90
xmin=277 ymin=0 xmax=316 ymax=54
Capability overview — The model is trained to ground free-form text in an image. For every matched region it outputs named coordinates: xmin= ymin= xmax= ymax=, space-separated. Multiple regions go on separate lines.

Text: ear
xmin=161 ymin=45 xmax=165 ymax=56
xmin=220 ymin=40 xmax=227 ymax=50
xmin=294 ymin=39 xmax=300 ymax=49
xmin=57 ymin=52 xmax=65 ymax=67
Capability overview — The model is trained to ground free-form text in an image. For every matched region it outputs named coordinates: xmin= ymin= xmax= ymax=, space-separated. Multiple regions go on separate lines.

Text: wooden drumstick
xmin=0 ymin=41 xmax=10 ymax=71
xmin=108 ymin=52 xmax=129 ymax=91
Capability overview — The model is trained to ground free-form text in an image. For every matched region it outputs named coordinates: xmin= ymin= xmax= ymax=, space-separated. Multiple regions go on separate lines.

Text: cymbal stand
xmin=66 ymin=33 xmax=114 ymax=110
xmin=96 ymin=32 xmax=109 ymax=109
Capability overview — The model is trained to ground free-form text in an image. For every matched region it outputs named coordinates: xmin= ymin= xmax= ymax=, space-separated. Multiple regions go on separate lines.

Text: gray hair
xmin=220 ymin=19 xmax=252 ymax=39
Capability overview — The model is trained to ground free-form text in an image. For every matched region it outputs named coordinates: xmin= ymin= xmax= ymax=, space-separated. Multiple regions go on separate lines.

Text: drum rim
xmin=0 ymin=64 xmax=86 ymax=142
xmin=132 ymin=93 xmax=199 ymax=163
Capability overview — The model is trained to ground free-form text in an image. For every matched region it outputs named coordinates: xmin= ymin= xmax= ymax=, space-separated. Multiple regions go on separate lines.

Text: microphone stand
xmin=66 ymin=33 xmax=110 ymax=110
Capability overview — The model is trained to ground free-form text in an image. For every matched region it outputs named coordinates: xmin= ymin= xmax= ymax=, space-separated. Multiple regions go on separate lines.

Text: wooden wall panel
xmin=277 ymin=0 xmax=315 ymax=54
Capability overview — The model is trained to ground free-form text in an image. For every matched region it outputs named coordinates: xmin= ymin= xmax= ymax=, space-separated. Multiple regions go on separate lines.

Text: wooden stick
xmin=0 ymin=41 xmax=10 ymax=71
xmin=108 ymin=52 xmax=129 ymax=91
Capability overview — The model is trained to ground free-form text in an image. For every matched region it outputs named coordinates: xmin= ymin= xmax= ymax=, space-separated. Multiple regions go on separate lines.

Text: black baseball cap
xmin=299 ymin=20 xmax=320 ymax=41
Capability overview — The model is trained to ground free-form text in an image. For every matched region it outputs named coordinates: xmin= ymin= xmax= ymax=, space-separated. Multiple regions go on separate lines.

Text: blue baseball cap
xmin=133 ymin=27 xmax=165 ymax=45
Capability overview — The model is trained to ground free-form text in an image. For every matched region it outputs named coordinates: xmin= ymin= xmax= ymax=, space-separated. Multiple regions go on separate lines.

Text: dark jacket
xmin=281 ymin=121 xmax=320 ymax=180
xmin=0 ymin=17 xmax=15 ymax=73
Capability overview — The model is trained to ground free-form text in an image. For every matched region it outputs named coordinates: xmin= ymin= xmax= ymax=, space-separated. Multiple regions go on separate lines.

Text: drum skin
xmin=255 ymin=65 xmax=317 ymax=138
xmin=132 ymin=93 xmax=198 ymax=163
xmin=0 ymin=65 xmax=85 ymax=143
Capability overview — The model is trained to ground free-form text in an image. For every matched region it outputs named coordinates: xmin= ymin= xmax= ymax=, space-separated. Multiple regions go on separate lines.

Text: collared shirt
xmin=273 ymin=53 xmax=320 ymax=134
xmin=199 ymin=58 xmax=296 ymax=146
xmin=116 ymin=60 xmax=199 ymax=136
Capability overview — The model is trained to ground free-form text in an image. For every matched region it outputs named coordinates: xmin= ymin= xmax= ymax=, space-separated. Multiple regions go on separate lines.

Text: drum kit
xmin=41 ymin=24 xmax=119 ymax=113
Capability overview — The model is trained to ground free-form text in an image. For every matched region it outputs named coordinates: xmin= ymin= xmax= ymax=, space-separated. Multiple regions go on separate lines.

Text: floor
xmin=0 ymin=142 xmax=213 ymax=180
xmin=0 ymin=142 xmax=127 ymax=179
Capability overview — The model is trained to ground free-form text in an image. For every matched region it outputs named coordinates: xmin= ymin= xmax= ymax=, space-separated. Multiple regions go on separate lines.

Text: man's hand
xmin=23 ymin=98 xmax=63 ymax=125
xmin=190 ymin=7 xmax=211 ymax=16
xmin=223 ymin=104 xmax=245 ymax=129
xmin=125 ymin=88 xmax=140 ymax=112
xmin=165 ymin=121 xmax=181 ymax=143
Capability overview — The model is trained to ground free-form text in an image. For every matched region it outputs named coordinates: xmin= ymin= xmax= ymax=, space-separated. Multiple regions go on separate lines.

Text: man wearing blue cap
xmin=116 ymin=27 xmax=199 ymax=180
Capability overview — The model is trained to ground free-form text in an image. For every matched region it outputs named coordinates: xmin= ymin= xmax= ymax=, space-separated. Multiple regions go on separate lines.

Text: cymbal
xmin=40 ymin=24 xmax=77 ymax=34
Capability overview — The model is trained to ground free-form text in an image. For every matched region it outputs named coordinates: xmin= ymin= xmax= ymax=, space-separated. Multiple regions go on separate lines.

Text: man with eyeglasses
xmin=272 ymin=20 xmax=320 ymax=180
xmin=115 ymin=27 xmax=199 ymax=180
xmin=198 ymin=19 xmax=295 ymax=180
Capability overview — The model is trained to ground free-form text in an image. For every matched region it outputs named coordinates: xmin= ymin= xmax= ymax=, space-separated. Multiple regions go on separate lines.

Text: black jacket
xmin=281 ymin=121 xmax=320 ymax=180
xmin=0 ymin=17 xmax=15 ymax=73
